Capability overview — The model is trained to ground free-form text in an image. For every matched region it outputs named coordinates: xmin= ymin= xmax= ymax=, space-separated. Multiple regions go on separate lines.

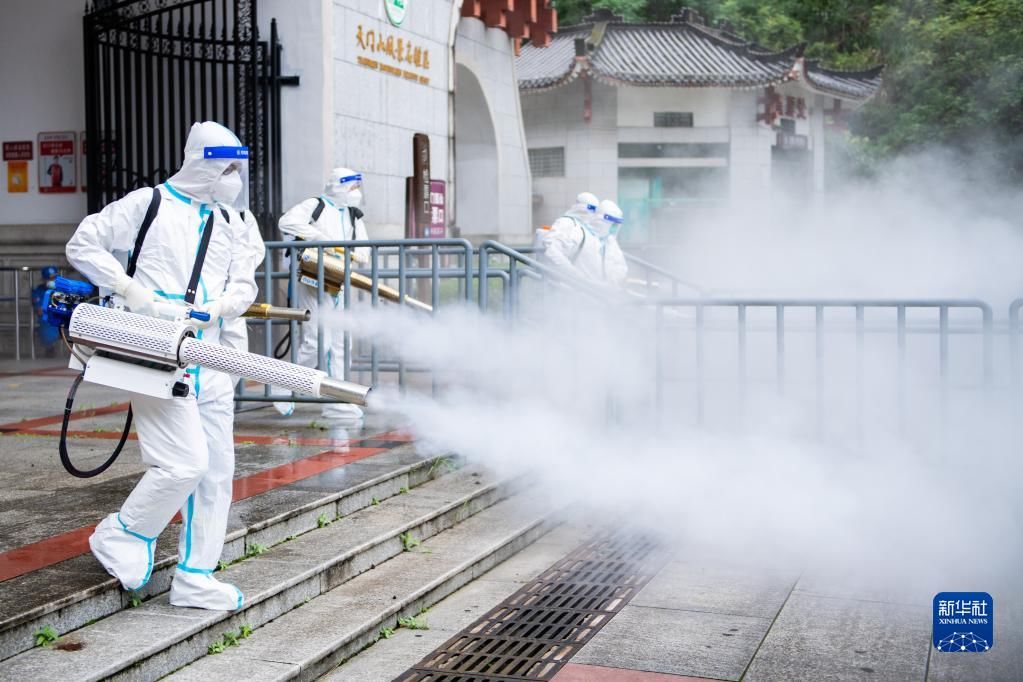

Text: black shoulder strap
xmin=185 ymin=211 xmax=216 ymax=305
xmin=570 ymin=220 xmax=587 ymax=264
xmin=220 ymin=207 xmax=230 ymax=222
xmin=126 ymin=188 xmax=162 ymax=277
xmin=349 ymin=206 xmax=364 ymax=222
xmin=311 ymin=197 xmax=325 ymax=223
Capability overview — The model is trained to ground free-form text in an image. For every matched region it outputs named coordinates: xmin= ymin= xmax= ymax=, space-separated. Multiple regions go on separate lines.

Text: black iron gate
xmin=83 ymin=0 xmax=288 ymax=236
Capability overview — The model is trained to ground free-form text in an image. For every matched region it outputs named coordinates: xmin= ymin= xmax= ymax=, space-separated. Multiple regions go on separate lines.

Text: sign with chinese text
xmin=933 ymin=592 xmax=993 ymax=653
xmin=3 ymin=141 xmax=33 ymax=161
xmin=355 ymin=24 xmax=430 ymax=86
xmin=776 ymin=133 xmax=809 ymax=151
xmin=427 ymin=180 xmax=445 ymax=238
xmin=7 ymin=161 xmax=28 ymax=193
xmin=384 ymin=0 xmax=407 ymax=26
xmin=38 ymin=132 xmax=76 ymax=194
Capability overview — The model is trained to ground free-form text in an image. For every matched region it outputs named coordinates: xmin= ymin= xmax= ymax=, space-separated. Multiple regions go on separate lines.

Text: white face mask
xmin=212 ymin=170 xmax=243 ymax=204
xmin=346 ymin=188 xmax=363 ymax=208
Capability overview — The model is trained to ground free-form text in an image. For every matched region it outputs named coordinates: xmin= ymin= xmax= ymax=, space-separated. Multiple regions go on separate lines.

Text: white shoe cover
xmin=322 ymin=402 xmax=363 ymax=421
xmin=89 ymin=513 xmax=156 ymax=591
xmin=169 ymin=569 xmax=244 ymax=611
xmin=273 ymin=401 xmax=295 ymax=416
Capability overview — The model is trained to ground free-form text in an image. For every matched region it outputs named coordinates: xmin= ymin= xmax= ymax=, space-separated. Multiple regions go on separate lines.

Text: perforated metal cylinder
xmin=69 ymin=303 xmax=191 ymax=365
xmin=179 ymin=337 xmax=370 ymax=405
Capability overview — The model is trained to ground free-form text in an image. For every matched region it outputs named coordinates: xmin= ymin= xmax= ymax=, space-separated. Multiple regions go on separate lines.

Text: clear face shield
xmin=605 ymin=211 xmax=624 ymax=237
xmin=333 ymin=172 xmax=364 ymax=208
xmin=201 ymin=145 xmax=250 ymax=211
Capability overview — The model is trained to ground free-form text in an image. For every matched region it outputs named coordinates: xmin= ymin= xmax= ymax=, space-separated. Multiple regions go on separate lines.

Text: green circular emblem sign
xmin=384 ymin=0 xmax=407 ymax=26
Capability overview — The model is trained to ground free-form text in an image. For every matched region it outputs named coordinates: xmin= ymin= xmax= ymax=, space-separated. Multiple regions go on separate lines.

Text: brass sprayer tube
xmin=299 ymin=249 xmax=434 ymax=313
xmin=242 ymin=303 xmax=311 ymax=322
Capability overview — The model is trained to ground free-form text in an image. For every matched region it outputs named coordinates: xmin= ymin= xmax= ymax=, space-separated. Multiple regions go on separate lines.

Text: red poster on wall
xmin=38 ymin=132 xmax=77 ymax=194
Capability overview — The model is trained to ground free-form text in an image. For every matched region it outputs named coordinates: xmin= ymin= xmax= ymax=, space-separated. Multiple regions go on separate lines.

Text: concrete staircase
xmin=0 ymin=444 xmax=443 ymax=661
xmin=0 ymin=456 xmax=557 ymax=681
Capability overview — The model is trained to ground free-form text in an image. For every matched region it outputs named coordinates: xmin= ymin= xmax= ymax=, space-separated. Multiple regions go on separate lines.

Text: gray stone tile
xmin=0 ymin=607 xmax=208 ymax=681
xmin=323 ymin=628 xmax=447 ymax=681
xmin=415 ymin=579 xmax=523 ymax=633
xmin=794 ymin=572 xmax=934 ymax=608
xmin=633 ymin=561 xmax=796 ymax=619
xmin=574 ymin=604 xmax=770 ymax=681
xmin=164 ymin=655 xmax=299 ymax=682
xmin=478 ymin=537 xmax=575 ymax=584
xmin=744 ymin=592 xmax=930 ymax=682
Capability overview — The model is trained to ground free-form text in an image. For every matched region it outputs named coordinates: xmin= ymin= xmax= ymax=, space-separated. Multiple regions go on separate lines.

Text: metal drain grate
xmin=396 ymin=531 xmax=666 ymax=681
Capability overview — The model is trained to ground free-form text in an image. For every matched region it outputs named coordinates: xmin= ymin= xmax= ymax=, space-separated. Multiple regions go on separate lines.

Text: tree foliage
xmin=552 ymin=0 xmax=1023 ymax=167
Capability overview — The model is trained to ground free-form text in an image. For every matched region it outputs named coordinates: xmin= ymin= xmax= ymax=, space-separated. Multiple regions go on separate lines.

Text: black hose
xmin=59 ymin=373 xmax=133 ymax=478
xmin=273 ymin=329 xmax=291 ymax=359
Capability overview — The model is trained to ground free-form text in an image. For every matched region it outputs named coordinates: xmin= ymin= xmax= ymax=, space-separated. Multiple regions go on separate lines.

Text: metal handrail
xmin=477 ymin=240 xmax=606 ymax=314
xmin=622 ymin=252 xmax=707 ymax=298
xmin=643 ymin=297 xmax=995 ymax=431
xmin=238 ymin=237 xmax=475 ymax=402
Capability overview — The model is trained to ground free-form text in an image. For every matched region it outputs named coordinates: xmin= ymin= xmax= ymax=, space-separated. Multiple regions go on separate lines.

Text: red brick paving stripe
xmin=0 ymin=402 xmax=131 ymax=433
xmin=553 ymin=663 xmax=725 ymax=682
xmin=0 ymin=366 xmax=79 ymax=379
xmin=4 ymin=428 xmax=412 ymax=448
xmin=0 ymin=436 xmax=395 ymax=583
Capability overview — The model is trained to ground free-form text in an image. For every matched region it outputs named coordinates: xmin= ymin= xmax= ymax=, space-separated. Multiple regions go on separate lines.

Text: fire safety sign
xmin=38 ymin=132 xmax=77 ymax=194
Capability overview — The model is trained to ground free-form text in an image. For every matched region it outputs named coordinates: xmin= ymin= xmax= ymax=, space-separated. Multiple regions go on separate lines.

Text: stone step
xmin=0 ymin=465 xmax=515 ymax=682
xmin=324 ymin=522 xmax=587 ymax=681
xmin=165 ymin=490 xmax=561 ymax=682
xmin=0 ymin=444 xmax=454 ymax=662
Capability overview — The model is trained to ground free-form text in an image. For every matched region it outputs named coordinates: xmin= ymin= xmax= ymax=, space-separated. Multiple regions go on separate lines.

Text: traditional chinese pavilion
xmin=517 ymin=9 xmax=883 ymax=243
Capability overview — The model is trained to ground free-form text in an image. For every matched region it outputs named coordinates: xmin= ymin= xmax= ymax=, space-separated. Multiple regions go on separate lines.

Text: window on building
xmin=528 ymin=147 xmax=565 ymax=178
xmin=654 ymin=112 xmax=694 ymax=128
xmin=618 ymin=143 xmax=729 ymax=159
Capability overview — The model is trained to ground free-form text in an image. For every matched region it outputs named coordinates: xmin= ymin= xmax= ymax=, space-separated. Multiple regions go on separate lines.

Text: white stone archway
xmin=453 ymin=61 xmax=500 ymax=236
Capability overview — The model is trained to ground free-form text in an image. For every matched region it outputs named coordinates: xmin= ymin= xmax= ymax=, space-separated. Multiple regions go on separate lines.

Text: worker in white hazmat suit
xmin=542 ymin=196 xmax=628 ymax=288
xmin=533 ymin=191 xmax=599 ymax=261
xmin=274 ymin=168 xmax=370 ymax=421
xmin=66 ymin=121 xmax=261 ymax=610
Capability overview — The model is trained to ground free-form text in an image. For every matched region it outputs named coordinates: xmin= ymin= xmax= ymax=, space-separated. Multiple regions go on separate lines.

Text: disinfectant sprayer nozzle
xmin=319 ymin=377 xmax=372 ymax=406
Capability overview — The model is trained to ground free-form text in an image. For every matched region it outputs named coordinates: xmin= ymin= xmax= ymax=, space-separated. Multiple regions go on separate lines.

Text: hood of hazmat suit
xmin=167 ymin=121 xmax=249 ymax=207
xmin=324 ymin=167 xmax=363 ymax=209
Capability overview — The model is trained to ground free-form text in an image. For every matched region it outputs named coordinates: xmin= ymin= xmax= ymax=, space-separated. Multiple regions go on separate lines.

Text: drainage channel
xmin=396 ymin=530 xmax=667 ymax=681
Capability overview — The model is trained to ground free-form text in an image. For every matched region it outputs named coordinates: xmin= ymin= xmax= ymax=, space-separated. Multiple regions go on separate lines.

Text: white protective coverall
xmin=66 ymin=122 xmax=261 ymax=610
xmin=542 ymin=195 xmax=628 ymax=288
xmin=533 ymin=191 xmax=598 ymax=258
xmin=277 ymin=167 xmax=370 ymax=420
xmin=219 ymin=210 xmax=266 ymax=361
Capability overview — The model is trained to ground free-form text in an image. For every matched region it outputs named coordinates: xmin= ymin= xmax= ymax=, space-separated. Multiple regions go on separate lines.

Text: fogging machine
xmin=45 ymin=276 xmax=371 ymax=478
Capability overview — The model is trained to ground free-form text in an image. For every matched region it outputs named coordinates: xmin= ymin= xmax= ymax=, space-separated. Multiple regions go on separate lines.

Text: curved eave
xmin=519 ymin=60 xmax=586 ymax=94
xmin=802 ymin=63 xmax=885 ymax=103
xmin=590 ymin=70 xmax=797 ymax=90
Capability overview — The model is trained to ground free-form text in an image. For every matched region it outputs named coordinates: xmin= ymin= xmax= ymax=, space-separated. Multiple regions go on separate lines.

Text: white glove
xmin=114 ymin=273 xmax=159 ymax=317
xmin=191 ymin=299 xmax=223 ymax=330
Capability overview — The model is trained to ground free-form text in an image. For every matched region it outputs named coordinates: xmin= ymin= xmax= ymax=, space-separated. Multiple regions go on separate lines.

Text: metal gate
xmin=83 ymin=0 xmax=288 ymax=234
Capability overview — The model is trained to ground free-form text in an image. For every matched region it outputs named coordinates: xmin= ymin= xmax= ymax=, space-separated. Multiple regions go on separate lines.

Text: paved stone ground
xmin=0 ymin=358 xmax=405 ymax=580
xmin=327 ymin=543 xmax=1023 ymax=681
xmin=2 ymin=359 xmax=1021 ymax=681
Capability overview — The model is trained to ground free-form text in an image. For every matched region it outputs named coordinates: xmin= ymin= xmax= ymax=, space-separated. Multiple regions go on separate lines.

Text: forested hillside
xmin=552 ymin=0 xmax=1023 ymax=172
